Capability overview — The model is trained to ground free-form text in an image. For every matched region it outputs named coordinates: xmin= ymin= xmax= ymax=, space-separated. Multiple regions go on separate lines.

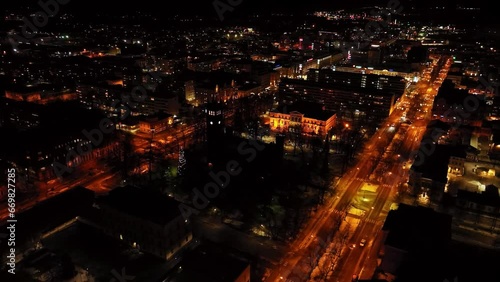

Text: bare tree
xmin=315 ymin=223 xmax=350 ymax=281
xmin=304 ymin=243 xmax=323 ymax=280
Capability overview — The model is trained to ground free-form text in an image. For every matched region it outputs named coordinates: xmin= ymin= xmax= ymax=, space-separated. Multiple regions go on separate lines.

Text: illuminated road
xmin=333 ymin=56 xmax=452 ymax=282
xmin=0 ymin=121 xmax=202 ymax=223
xmin=265 ymin=55 xmax=451 ymax=282
xmin=0 ymin=163 xmax=120 ymax=223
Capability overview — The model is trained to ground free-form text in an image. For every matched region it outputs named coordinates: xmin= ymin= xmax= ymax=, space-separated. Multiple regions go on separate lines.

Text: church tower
xmin=206 ymin=91 xmax=225 ymax=163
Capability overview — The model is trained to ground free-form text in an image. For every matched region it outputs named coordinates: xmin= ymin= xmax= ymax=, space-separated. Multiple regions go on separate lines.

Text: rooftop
xmin=412 ymin=144 xmax=474 ymax=182
xmin=0 ymin=186 xmax=95 ymax=256
xmin=164 ymin=242 xmax=250 ymax=282
xmin=457 ymin=184 xmax=500 ymax=207
xmin=382 ymin=204 xmax=452 ymax=252
xmin=273 ymin=101 xmax=336 ymax=121
xmin=97 ymin=185 xmax=182 ymax=225
xmin=141 ymin=112 xmax=173 ymax=122
xmin=280 ymin=78 xmax=402 ymax=97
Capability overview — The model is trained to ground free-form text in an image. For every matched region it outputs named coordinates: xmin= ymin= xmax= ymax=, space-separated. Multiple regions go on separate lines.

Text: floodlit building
xmin=269 ymin=101 xmax=336 ymax=138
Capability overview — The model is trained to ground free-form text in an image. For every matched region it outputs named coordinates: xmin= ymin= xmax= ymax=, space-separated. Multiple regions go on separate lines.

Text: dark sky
xmin=2 ymin=0 xmax=409 ymax=15
xmin=3 ymin=0 xmax=494 ymax=23
xmin=2 ymin=0 xmax=487 ymax=13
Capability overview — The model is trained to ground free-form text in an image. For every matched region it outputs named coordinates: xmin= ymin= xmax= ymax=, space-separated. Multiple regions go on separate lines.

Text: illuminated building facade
xmin=269 ymin=102 xmax=336 ymax=138
xmin=5 ymin=88 xmax=77 ymax=105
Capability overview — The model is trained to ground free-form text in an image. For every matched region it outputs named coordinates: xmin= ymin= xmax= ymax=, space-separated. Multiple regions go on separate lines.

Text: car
xmin=359 ymin=239 xmax=367 ymax=247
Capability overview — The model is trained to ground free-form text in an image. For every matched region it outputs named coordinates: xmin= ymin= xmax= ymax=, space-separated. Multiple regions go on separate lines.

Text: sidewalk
xmin=452 ymin=226 xmax=499 ymax=249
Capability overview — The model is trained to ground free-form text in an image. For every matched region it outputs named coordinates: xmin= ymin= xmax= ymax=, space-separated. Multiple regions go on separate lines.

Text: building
xmin=379 ymin=204 xmax=452 ymax=280
xmin=409 ymin=143 xmax=478 ymax=204
xmin=184 ymin=80 xmax=196 ymax=102
xmin=141 ymin=93 xmax=180 ymax=116
xmin=117 ymin=117 xmax=140 ymax=132
xmin=194 ymin=81 xmax=237 ymax=106
xmin=206 ymin=100 xmax=226 ymax=163
xmin=269 ymin=101 xmax=336 ymax=138
xmin=409 ymin=144 xmax=454 ymax=203
xmin=431 ymin=81 xmax=483 ymax=124
xmin=0 ymin=102 xmax=119 ymax=190
xmin=77 ymin=83 xmax=137 ymax=118
xmin=329 ymin=64 xmax=419 ymax=82
xmin=448 ymin=156 xmax=465 ymax=176
xmin=446 ymin=71 xmax=463 ymax=87
xmin=279 ymin=78 xmax=401 ymax=123
xmin=163 ymin=242 xmax=251 ymax=282
xmin=348 ymin=46 xmax=382 ymax=66
xmin=122 ymin=69 xmax=144 ymax=88
xmin=77 ymin=81 xmax=180 ymax=118
xmin=0 ymin=186 xmax=96 ymax=266
xmin=96 ymin=185 xmax=192 ymax=260
xmin=307 ymin=68 xmax=407 ymax=94
xmin=5 ymin=86 xmax=77 ymax=105
xmin=187 ymin=56 xmax=225 ymax=72
xmin=454 ymin=185 xmax=500 ymax=230
xmin=223 ymin=58 xmax=277 ymax=87
xmin=275 ymin=53 xmax=339 ymax=79
xmin=488 ymin=129 xmax=500 ymax=161
xmin=0 ymin=97 xmax=43 ymax=129
xmin=138 ymin=112 xmax=174 ymax=134
xmin=237 ymin=83 xmax=262 ymax=98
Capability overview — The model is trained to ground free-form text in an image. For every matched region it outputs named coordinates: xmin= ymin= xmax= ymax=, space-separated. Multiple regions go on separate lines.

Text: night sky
xmin=2 ymin=0 xmax=496 ymax=26
xmin=2 ymin=0 xmax=487 ymax=14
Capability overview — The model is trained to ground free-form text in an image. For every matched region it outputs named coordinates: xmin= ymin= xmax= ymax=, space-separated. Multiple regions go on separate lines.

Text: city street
xmin=0 ymin=164 xmax=120 ymax=223
xmin=264 ymin=55 xmax=451 ymax=282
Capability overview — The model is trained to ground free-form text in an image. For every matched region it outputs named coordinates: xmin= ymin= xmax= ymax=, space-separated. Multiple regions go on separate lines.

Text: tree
xmin=118 ymin=132 xmax=135 ymax=179
xmin=304 ymin=243 xmax=322 ymax=280
xmin=287 ymin=123 xmax=304 ymax=156
xmin=232 ymin=106 xmax=245 ymax=135
xmin=310 ymin=135 xmax=323 ymax=161
xmin=315 ymin=226 xmax=350 ymax=280
xmin=59 ymin=253 xmax=76 ymax=279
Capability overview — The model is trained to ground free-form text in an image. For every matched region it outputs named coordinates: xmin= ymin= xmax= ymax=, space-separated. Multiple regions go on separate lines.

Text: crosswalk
xmin=362 ymin=218 xmax=380 ymax=225
xmin=331 ymin=208 xmax=346 ymax=216
xmin=329 ymin=208 xmax=381 ymax=224
xmin=350 ymin=178 xmax=396 ymax=188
